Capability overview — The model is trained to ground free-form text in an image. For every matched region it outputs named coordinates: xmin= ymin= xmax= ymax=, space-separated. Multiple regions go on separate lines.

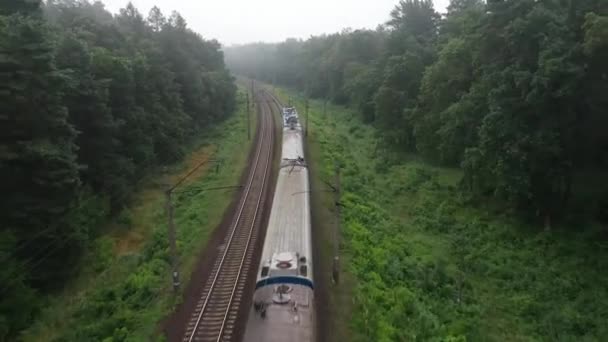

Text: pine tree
xmin=0 ymin=5 xmax=81 ymax=329
xmin=0 ymin=14 xmax=80 ymax=237
xmin=147 ymin=6 xmax=166 ymax=32
xmin=0 ymin=0 xmax=41 ymax=16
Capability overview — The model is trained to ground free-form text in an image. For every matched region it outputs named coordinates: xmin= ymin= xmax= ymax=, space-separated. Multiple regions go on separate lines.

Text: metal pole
xmin=323 ymin=99 xmax=327 ymax=118
xmin=164 ymin=158 xmax=220 ymax=292
xmin=246 ymin=92 xmax=251 ymax=141
xmin=166 ymin=190 xmax=181 ymax=292
xmin=332 ymin=164 xmax=341 ymax=284
xmin=305 ymin=97 xmax=309 ymax=137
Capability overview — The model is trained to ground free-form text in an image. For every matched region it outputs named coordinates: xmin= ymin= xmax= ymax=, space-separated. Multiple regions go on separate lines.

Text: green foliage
xmin=0 ymin=231 xmax=39 ymax=340
xmin=0 ymin=0 xmax=236 ymax=339
xmin=282 ymin=89 xmax=608 ymax=341
xmin=228 ymin=0 xmax=608 ymax=224
xmin=91 ymin=237 xmax=114 ymax=272
xmin=24 ymin=93 xmax=251 ymax=341
xmin=0 ymin=8 xmax=82 ymax=295
xmin=583 ymin=13 xmax=608 ymax=55
xmin=0 ymin=0 xmax=41 ymax=16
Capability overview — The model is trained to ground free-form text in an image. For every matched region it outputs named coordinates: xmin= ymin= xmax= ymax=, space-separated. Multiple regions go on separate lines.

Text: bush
xmin=296 ymin=88 xmax=608 ymax=341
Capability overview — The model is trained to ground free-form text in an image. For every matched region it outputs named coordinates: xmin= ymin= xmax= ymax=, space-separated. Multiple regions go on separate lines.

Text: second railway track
xmin=182 ymin=88 xmax=277 ymax=342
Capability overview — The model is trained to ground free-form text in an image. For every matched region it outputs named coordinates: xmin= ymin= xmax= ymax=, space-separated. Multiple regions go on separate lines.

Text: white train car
xmin=282 ymin=107 xmax=300 ymax=129
xmin=243 ymin=107 xmax=314 ymax=342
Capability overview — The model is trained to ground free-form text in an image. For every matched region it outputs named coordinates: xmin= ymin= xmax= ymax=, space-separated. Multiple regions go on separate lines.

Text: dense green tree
xmin=414 ymin=37 xmax=476 ymax=162
xmin=0 ymin=5 xmax=81 ymax=335
xmin=55 ymin=33 xmax=118 ymax=193
xmin=414 ymin=0 xmax=485 ymax=163
xmin=0 ymin=0 xmax=236 ymax=338
xmin=374 ymin=0 xmax=440 ymax=150
xmin=226 ymin=0 xmax=608 ymax=224
xmin=147 ymin=6 xmax=165 ymax=32
xmin=386 ymin=0 xmax=439 ymax=56
xmin=0 ymin=6 xmax=80 ymax=255
xmin=0 ymin=0 xmax=41 ymax=16
xmin=343 ymin=61 xmax=382 ymax=123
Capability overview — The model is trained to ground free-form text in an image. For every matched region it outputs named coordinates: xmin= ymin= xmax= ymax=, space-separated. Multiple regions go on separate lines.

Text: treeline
xmin=225 ymin=0 xmax=608 ymax=225
xmin=0 ymin=0 xmax=235 ymax=338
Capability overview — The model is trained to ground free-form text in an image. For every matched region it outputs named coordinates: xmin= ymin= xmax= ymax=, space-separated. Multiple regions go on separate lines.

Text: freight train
xmin=243 ymin=105 xmax=314 ymax=342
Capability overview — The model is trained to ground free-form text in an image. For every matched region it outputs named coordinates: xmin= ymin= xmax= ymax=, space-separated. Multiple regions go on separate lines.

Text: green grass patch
xmin=22 ymin=90 xmax=254 ymax=342
xmin=274 ymin=87 xmax=608 ymax=342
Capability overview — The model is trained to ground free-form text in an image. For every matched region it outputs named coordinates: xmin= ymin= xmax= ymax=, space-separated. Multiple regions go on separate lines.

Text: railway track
xmin=264 ymin=90 xmax=284 ymax=109
xmin=182 ymin=88 xmax=277 ymax=342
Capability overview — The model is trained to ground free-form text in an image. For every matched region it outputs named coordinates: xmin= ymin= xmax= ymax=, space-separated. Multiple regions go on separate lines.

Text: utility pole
xmin=332 ymin=164 xmax=341 ymax=284
xmin=165 ymin=158 xmax=220 ymax=293
xmin=305 ymin=97 xmax=309 ymax=137
xmin=246 ymin=92 xmax=251 ymax=141
xmin=165 ymin=190 xmax=180 ymax=292
xmin=250 ymin=79 xmax=255 ymax=141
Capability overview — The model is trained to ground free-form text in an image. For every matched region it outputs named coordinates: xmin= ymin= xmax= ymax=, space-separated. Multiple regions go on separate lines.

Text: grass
xmin=273 ymin=87 xmax=608 ymax=342
xmin=22 ymin=90 xmax=255 ymax=342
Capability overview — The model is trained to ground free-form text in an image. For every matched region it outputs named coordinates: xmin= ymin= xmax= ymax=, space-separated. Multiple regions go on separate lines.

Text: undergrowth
xmin=275 ymin=88 xmax=608 ymax=341
xmin=22 ymin=91 xmax=253 ymax=342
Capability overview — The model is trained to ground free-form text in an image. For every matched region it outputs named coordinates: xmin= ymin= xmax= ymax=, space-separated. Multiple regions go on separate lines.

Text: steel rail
xmin=215 ymin=98 xmax=275 ymax=341
xmin=184 ymin=89 xmax=275 ymax=342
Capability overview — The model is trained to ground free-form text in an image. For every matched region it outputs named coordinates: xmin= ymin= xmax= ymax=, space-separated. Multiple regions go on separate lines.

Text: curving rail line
xmin=183 ymin=88 xmax=277 ymax=342
xmin=264 ymin=89 xmax=284 ymax=109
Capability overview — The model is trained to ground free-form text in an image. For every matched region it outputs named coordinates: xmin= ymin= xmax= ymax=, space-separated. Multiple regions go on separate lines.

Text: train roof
xmin=260 ymin=165 xmax=311 ymax=265
xmin=244 ymin=100 xmax=314 ymax=342
xmin=281 ymin=128 xmax=304 ymax=161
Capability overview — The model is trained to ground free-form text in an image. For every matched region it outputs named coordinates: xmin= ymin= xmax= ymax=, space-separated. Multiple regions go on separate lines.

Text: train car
xmin=243 ymin=107 xmax=314 ymax=342
xmin=282 ymin=107 xmax=300 ymax=129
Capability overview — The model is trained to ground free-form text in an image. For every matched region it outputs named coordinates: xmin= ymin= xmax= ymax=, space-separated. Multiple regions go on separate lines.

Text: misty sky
xmin=101 ymin=0 xmax=450 ymax=46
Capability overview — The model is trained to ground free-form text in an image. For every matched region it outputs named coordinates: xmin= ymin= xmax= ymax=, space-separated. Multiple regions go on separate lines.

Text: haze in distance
xmin=100 ymin=0 xmax=451 ymax=45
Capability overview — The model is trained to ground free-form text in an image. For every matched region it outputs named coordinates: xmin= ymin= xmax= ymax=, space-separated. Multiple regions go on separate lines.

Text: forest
xmin=225 ymin=0 xmax=608 ymax=227
xmin=2 ymin=0 xmax=608 ymax=340
xmin=0 ymin=0 xmax=235 ymax=338
xmin=227 ymin=0 xmax=608 ymax=339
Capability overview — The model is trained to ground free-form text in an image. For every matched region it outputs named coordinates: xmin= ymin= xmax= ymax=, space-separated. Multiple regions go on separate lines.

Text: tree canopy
xmin=0 ymin=0 xmax=235 ymax=338
xmin=225 ymin=0 xmax=608 ymax=226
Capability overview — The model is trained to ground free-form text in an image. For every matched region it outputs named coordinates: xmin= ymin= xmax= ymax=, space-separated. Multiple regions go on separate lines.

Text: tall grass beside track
xmin=22 ymin=90 xmax=255 ymax=342
xmin=273 ymin=87 xmax=608 ymax=342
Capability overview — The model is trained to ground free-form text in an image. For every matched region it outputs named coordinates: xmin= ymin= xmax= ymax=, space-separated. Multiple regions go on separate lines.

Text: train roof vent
xmin=270 ymin=252 xmax=298 ymax=275
xmin=277 ymin=261 xmax=292 ymax=269
xmin=275 ymin=252 xmax=294 ymax=263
